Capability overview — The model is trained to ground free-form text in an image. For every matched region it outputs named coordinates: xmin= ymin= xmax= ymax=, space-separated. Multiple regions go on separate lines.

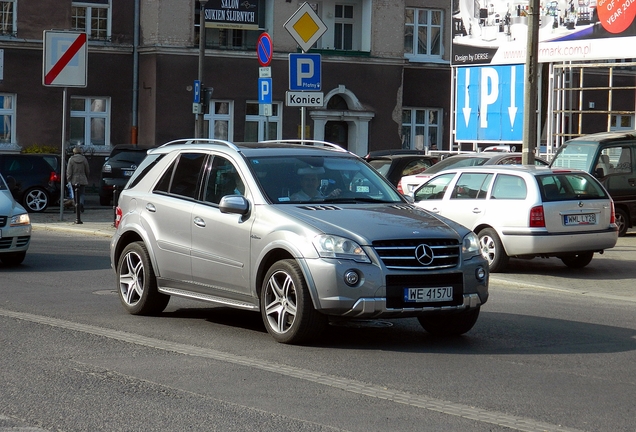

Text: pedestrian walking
xmin=66 ymin=146 xmax=90 ymax=212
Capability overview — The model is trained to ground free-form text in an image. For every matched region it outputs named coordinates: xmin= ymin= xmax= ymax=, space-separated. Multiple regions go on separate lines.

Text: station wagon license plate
xmin=564 ymin=213 xmax=596 ymax=225
xmin=404 ymin=287 xmax=453 ymax=303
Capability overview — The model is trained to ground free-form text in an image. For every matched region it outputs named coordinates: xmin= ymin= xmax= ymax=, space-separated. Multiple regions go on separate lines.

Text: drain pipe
xmin=131 ymin=0 xmax=140 ymax=145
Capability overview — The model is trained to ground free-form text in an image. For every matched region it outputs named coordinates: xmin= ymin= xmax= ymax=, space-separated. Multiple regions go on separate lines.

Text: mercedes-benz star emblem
xmin=415 ymin=244 xmax=434 ymax=265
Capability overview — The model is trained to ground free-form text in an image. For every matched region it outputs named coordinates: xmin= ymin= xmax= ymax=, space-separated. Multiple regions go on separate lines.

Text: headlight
xmin=313 ymin=235 xmax=371 ymax=263
xmin=10 ymin=213 xmax=30 ymax=226
xmin=462 ymin=232 xmax=480 ymax=259
xmin=102 ymin=164 xmax=112 ymax=173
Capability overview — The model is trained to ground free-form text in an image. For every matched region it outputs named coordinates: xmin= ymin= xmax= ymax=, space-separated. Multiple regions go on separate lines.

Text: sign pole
xmin=59 ymin=87 xmax=67 ymax=221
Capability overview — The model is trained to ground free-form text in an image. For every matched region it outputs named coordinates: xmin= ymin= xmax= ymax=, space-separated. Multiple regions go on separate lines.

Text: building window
xmin=405 ymin=8 xmax=443 ymax=61
xmin=244 ymin=102 xmax=281 ymax=142
xmin=334 ymin=4 xmax=354 ymax=50
xmin=72 ymin=1 xmax=111 ymax=41
xmin=402 ymin=108 xmax=442 ymax=151
xmin=70 ymin=97 xmax=110 ymax=147
xmin=205 ymin=101 xmax=234 ymax=140
xmin=0 ymin=93 xmax=16 ymax=144
xmin=611 ymin=114 xmax=634 ymax=131
xmin=0 ymin=0 xmax=16 ymax=36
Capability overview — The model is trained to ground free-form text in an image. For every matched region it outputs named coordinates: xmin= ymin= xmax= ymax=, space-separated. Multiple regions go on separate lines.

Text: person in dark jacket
xmin=66 ymin=146 xmax=90 ymax=212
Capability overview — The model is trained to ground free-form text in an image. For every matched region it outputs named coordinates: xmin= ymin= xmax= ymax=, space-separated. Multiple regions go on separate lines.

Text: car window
xmin=202 ymin=156 xmax=245 ymax=205
xmin=127 ymin=153 xmax=165 ymax=189
xmin=413 ymin=173 xmax=455 ymax=201
xmin=154 ymin=153 xmax=206 ymax=199
xmin=401 ymin=159 xmax=433 ymax=176
xmin=490 ymin=174 xmax=527 ymax=199
xmin=109 ymin=150 xmax=148 ymax=165
xmin=598 ymin=146 xmax=632 ymax=175
xmin=450 ymin=173 xmax=493 ymax=199
xmin=538 ymin=173 xmax=607 ymax=201
xmin=550 ymin=143 xmax=597 ymax=171
xmin=367 ymin=159 xmax=391 ymax=177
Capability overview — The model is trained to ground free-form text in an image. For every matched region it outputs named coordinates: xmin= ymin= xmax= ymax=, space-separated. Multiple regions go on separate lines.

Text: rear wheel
xmin=23 ymin=187 xmax=49 ymax=212
xmin=615 ymin=207 xmax=629 ymax=237
xmin=561 ymin=251 xmax=594 ymax=268
xmin=418 ymin=308 xmax=480 ymax=336
xmin=261 ymin=259 xmax=327 ymax=344
xmin=478 ymin=228 xmax=509 ymax=272
xmin=1 ymin=251 xmax=27 ymax=266
xmin=117 ymin=242 xmax=169 ymax=315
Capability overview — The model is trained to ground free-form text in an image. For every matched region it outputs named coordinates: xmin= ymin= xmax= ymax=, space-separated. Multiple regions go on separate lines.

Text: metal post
xmin=522 ymin=0 xmax=540 ymax=165
xmin=59 ymin=87 xmax=67 ymax=221
xmin=73 ymin=184 xmax=83 ymax=224
xmin=195 ymin=0 xmax=208 ymax=139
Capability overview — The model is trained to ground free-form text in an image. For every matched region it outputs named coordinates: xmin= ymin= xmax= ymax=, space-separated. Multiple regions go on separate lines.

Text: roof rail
xmin=159 ymin=138 xmax=240 ymax=152
xmin=259 ymin=139 xmax=347 ymax=152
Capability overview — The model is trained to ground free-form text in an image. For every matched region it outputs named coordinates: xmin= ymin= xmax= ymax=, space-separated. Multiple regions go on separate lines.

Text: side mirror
xmin=219 ymin=195 xmax=250 ymax=216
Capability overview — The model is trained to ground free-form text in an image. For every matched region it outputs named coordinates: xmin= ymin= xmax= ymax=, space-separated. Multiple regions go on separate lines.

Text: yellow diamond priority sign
xmin=284 ymin=2 xmax=327 ymax=52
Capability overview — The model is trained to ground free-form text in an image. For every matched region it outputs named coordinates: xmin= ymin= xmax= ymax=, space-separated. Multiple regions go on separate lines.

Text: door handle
xmin=193 ymin=216 xmax=206 ymax=228
xmin=472 ymin=208 xmax=482 ymax=214
xmin=146 ymin=203 xmax=156 ymax=212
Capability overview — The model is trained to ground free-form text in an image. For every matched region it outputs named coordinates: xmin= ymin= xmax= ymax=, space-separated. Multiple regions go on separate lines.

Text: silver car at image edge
xmin=110 ymin=139 xmax=489 ymax=344
xmin=411 ymin=165 xmax=618 ymax=272
xmin=0 ymin=173 xmax=32 ymax=266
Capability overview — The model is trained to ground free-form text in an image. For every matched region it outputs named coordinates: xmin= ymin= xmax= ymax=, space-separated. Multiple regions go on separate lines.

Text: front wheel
xmin=261 ymin=259 xmax=327 ymax=344
xmin=478 ymin=228 xmax=509 ymax=272
xmin=418 ymin=308 xmax=480 ymax=336
xmin=561 ymin=251 xmax=594 ymax=268
xmin=23 ymin=187 xmax=49 ymax=213
xmin=117 ymin=242 xmax=169 ymax=315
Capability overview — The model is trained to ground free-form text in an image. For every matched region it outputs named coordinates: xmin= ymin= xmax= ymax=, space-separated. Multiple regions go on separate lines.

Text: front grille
xmin=0 ymin=236 xmax=30 ymax=250
xmin=0 ymin=216 xmax=7 ymax=227
xmin=386 ymin=273 xmax=464 ymax=308
xmin=373 ymin=238 xmax=460 ymax=270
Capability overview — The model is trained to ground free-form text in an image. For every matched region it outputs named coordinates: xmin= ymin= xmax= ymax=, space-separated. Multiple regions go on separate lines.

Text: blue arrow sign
xmin=455 ymin=65 xmax=524 ymax=142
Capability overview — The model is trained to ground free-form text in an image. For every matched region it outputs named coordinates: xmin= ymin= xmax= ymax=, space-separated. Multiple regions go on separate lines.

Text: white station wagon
xmin=411 ymin=165 xmax=618 ymax=272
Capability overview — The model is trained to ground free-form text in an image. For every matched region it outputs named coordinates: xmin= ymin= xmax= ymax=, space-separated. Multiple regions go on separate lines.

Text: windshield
xmin=0 ymin=174 xmax=6 ymax=190
xmin=247 ymin=155 xmax=403 ymax=204
xmin=110 ymin=150 xmax=148 ymax=164
xmin=550 ymin=143 xmax=597 ymax=172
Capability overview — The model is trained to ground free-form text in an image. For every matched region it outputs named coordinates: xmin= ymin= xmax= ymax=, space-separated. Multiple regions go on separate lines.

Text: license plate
xmin=123 ymin=170 xmax=134 ymax=177
xmin=404 ymin=287 xmax=453 ymax=302
xmin=564 ymin=213 xmax=596 ymax=225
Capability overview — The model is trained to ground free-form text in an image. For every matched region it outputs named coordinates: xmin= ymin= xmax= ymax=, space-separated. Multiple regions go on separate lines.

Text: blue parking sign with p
xmin=258 ymin=78 xmax=272 ymax=104
xmin=289 ymin=53 xmax=321 ymax=91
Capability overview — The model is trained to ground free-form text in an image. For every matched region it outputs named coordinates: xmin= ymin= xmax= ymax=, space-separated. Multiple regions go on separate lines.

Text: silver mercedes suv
xmin=110 ymin=139 xmax=489 ymax=344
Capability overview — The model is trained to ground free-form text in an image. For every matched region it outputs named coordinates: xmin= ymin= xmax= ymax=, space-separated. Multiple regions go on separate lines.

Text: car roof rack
xmin=159 ymin=138 xmax=240 ymax=152
xmin=259 ymin=139 xmax=348 ymax=152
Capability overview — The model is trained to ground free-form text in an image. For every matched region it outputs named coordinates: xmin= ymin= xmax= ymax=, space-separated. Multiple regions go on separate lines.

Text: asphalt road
xmin=1 ymin=228 xmax=635 ymax=431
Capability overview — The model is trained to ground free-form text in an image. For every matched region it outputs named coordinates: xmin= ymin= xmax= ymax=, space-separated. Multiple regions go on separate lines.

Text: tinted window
xmin=539 ymin=173 xmax=607 ymax=201
xmin=169 ymin=153 xmax=207 ymax=199
xmin=109 ymin=150 xmax=147 ymax=165
xmin=202 ymin=156 xmax=245 ymax=205
xmin=127 ymin=153 xmax=164 ymax=189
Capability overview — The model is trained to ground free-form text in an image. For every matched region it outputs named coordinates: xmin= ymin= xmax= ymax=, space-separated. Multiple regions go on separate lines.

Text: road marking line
xmin=0 ymin=308 xmax=584 ymax=432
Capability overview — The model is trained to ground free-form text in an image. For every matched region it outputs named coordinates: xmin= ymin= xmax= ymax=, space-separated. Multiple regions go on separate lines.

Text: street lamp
xmin=195 ymin=0 xmax=208 ymax=138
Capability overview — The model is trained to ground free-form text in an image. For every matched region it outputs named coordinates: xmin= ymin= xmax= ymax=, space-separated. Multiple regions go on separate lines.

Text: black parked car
xmin=364 ymin=149 xmax=439 ymax=187
xmin=0 ymin=153 xmax=61 ymax=212
xmin=99 ymin=145 xmax=149 ymax=206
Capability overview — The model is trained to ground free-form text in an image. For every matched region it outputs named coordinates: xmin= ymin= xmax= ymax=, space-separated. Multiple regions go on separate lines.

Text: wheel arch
xmin=112 ymin=228 xmax=160 ymax=277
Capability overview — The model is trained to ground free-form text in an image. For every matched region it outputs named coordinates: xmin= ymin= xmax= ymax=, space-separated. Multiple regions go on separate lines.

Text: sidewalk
xmin=30 ymin=194 xmax=116 ymax=238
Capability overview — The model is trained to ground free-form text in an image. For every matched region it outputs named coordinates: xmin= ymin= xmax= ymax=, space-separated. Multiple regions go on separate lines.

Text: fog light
xmin=344 ymin=270 xmax=360 ymax=286
xmin=475 ymin=266 xmax=487 ymax=281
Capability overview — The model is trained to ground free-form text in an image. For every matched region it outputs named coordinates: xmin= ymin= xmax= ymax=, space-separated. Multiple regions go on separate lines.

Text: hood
xmin=0 ymin=190 xmax=27 ymax=215
xmin=274 ymin=203 xmax=469 ymax=245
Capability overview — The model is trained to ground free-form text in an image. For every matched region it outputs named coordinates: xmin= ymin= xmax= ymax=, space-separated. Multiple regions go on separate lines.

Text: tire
xmin=1 ymin=251 xmax=26 ymax=266
xmin=615 ymin=207 xmax=629 ymax=237
xmin=561 ymin=251 xmax=594 ymax=268
xmin=418 ymin=308 xmax=480 ymax=336
xmin=117 ymin=242 xmax=169 ymax=315
xmin=99 ymin=195 xmax=111 ymax=206
xmin=23 ymin=187 xmax=49 ymax=213
xmin=478 ymin=228 xmax=509 ymax=272
xmin=261 ymin=259 xmax=327 ymax=344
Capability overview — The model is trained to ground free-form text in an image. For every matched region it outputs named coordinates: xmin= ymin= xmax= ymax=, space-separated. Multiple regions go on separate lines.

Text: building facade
xmin=0 ymin=0 xmax=453 ymax=172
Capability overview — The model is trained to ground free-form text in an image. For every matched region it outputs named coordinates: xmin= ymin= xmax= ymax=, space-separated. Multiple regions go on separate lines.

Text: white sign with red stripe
xmin=42 ymin=31 xmax=88 ymax=87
